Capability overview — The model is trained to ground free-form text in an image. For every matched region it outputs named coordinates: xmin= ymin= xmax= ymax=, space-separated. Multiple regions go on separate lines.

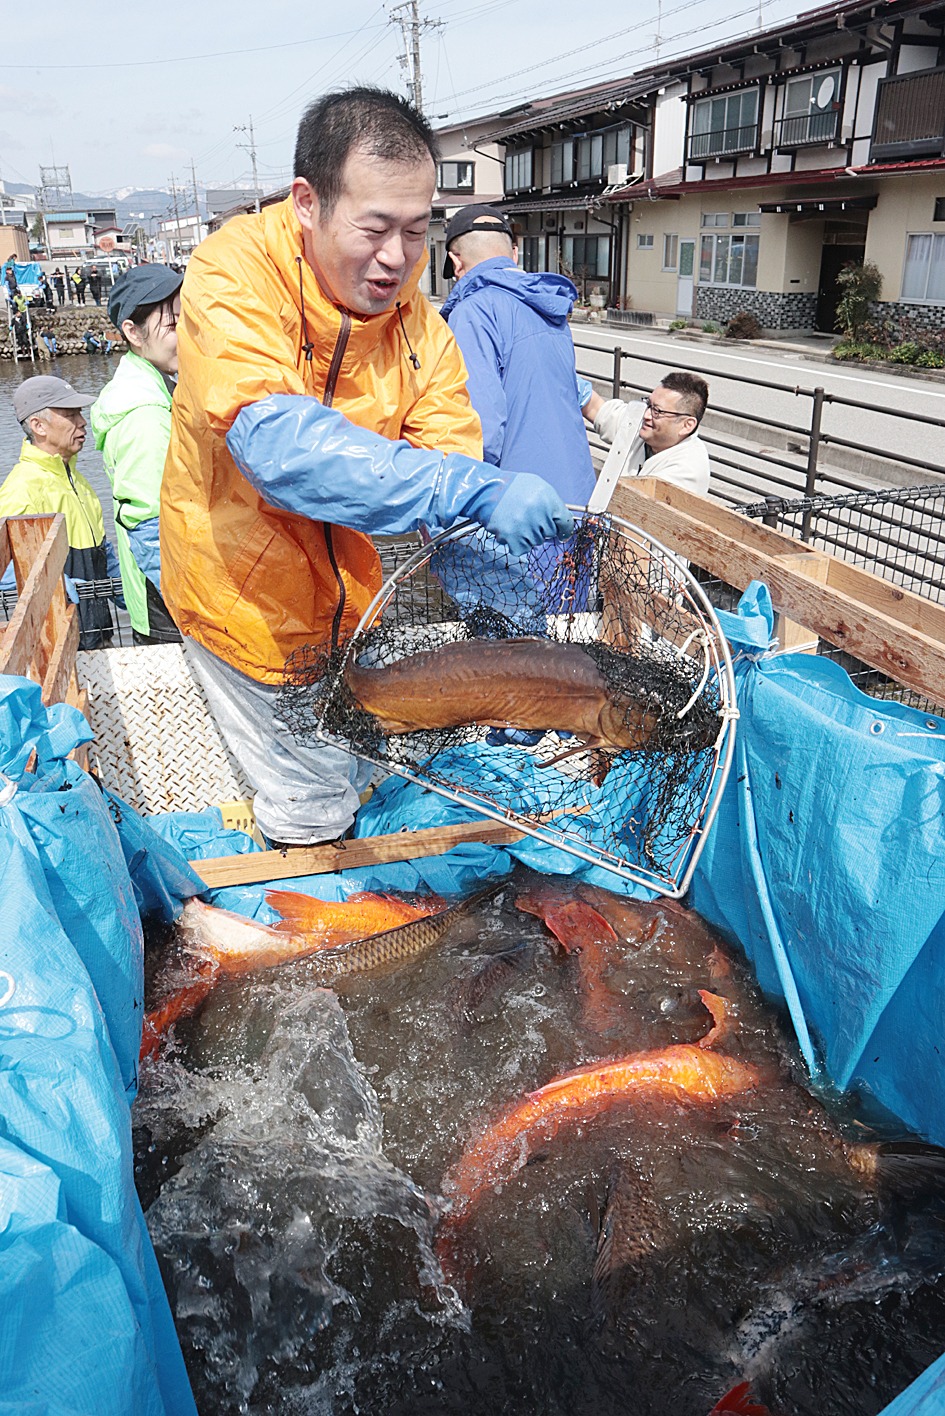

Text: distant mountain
xmin=4 ymin=178 xmax=260 ymax=223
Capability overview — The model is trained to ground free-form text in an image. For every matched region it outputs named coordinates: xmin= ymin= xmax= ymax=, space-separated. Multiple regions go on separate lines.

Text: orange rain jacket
xmin=160 ymin=196 xmax=482 ymax=683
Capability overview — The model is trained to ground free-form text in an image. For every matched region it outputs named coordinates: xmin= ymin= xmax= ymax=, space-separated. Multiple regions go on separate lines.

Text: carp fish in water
xmin=141 ymin=892 xmax=453 ymax=1060
xmin=344 ymin=637 xmax=712 ymax=752
xmin=437 ymin=991 xmax=759 ymax=1255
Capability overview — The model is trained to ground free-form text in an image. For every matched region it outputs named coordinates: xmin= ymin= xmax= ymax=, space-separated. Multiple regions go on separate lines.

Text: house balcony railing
xmin=871 ymin=67 xmax=945 ymax=162
xmin=774 ymin=108 xmax=840 ymax=149
xmin=687 ymin=124 xmax=758 ymax=161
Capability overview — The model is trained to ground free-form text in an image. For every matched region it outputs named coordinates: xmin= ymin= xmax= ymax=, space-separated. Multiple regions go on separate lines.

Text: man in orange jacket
xmin=161 ymin=87 xmax=573 ymax=846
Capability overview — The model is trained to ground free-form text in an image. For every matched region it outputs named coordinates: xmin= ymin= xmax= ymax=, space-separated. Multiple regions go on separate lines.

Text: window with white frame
xmin=699 ymin=228 xmax=759 ymax=288
xmin=690 ymin=88 xmax=759 ymax=159
xmin=663 ymin=233 xmax=679 ymax=270
xmin=902 ymin=233 xmax=945 ymax=302
xmin=780 ymin=70 xmax=841 ymax=146
xmin=637 ymin=233 xmax=654 ymax=249
xmin=437 ymin=161 xmax=474 ymax=192
xmin=505 ymin=148 xmax=533 ymax=192
xmin=701 ymin=212 xmax=729 ymax=227
xmin=732 ymin=211 xmax=761 ymax=227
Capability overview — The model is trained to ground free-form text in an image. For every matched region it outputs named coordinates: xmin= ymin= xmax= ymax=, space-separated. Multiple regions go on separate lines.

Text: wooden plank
xmin=191 ymin=818 xmax=527 ymax=888
xmin=775 ymin=551 xmax=830 ymax=652
xmin=626 ymin=478 xmax=945 ymax=644
xmin=0 ymin=518 xmax=11 ymax=580
xmin=41 ymin=603 xmax=80 ymax=706
xmin=0 ymin=516 xmax=68 ymax=681
xmin=634 ymin=477 xmax=829 ymax=560
xmin=823 ymin=558 xmax=945 ymax=641
xmin=7 ymin=515 xmax=61 ymax=683
xmin=612 ymin=483 xmax=945 ymax=704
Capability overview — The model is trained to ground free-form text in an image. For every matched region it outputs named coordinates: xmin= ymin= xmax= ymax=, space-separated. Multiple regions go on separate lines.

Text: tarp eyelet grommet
xmin=0 ymin=971 xmax=15 ymax=1008
xmin=869 ymin=720 xmax=885 ymax=735
xmin=926 ymin=720 xmax=940 ymax=731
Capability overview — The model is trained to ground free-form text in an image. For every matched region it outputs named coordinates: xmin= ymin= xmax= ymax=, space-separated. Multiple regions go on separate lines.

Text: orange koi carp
xmin=141 ymin=891 xmax=440 ymax=1062
xmin=517 ymin=887 xmax=625 ymax=1034
xmin=264 ymin=889 xmax=440 ymax=945
xmin=438 ymin=992 xmax=758 ymax=1235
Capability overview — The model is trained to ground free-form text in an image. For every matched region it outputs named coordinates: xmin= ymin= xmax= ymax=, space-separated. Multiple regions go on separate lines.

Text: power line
xmin=0 ymin=25 xmax=386 ymax=71
xmin=430 ymin=0 xmax=797 ymax=118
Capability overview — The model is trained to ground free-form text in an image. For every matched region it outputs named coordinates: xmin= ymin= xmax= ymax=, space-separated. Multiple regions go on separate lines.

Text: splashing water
xmin=136 ymin=873 xmax=945 ymax=1415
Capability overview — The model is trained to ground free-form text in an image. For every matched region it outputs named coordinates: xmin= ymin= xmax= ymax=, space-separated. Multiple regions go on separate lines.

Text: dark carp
xmin=591 ymin=1160 xmax=666 ymax=1327
xmin=345 ymin=637 xmax=680 ymax=751
xmin=297 ymin=886 xmax=494 ymax=983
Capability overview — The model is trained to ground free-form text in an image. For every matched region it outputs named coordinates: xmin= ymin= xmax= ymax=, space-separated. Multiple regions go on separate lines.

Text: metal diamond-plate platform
xmin=77 ymin=644 xmax=252 ymax=814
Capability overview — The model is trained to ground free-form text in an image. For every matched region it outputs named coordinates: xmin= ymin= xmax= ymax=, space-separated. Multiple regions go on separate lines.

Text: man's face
xmin=30 ymin=405 xmax=86 ymax=460
xmin=639 ymin=385 xmax=697 ymax=454
xmin=294 ymin=146 xmax=435 ymax=316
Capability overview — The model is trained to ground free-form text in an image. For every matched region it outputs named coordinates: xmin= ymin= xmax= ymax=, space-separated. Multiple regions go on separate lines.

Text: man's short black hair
xmin=660 ymin=370 xmax=709 ymax=422
xmin=294 ymin=86 xmax=440 ymax=218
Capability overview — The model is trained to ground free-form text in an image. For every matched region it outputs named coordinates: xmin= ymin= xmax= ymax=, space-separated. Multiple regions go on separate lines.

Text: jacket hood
xmin=90 ymin=351 xmax=171 ymax=448
xmin=441 ymin=258 xmax=578 ymax=323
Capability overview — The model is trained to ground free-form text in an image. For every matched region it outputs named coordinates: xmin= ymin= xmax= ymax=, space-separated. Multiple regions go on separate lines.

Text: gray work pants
xmin=184 ymin=637 xmax=371 ymax=845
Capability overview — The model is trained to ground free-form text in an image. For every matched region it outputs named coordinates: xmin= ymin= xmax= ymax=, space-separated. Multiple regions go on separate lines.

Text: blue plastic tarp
xmin=0 ymin=675 xmax=196 ymax=1416
xmin=690 ymin=584 xmax=945 ymax=1147
xmin=880 ymin=1354 xmax=945 ymax=1416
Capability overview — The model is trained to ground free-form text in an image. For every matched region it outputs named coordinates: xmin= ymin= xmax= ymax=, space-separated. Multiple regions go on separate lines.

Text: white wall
xmin=652 ymin=83 xmax=687 ymax=176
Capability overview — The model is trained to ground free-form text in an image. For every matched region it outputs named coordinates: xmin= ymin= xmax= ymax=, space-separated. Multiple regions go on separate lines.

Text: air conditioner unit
xmin=607 ymin=163 xmax=629 ymax=186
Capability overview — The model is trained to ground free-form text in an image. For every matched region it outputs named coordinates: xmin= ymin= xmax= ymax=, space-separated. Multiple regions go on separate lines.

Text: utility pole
xmin=190 ymin=157 xmax=201 ymax=241
xmin=388 ymin=1 xmax=440 ymax=113
xmin=168 ymin=174 xmax=185 ymax=258
xmin=234 ymin=117 xmax=261 ymax=212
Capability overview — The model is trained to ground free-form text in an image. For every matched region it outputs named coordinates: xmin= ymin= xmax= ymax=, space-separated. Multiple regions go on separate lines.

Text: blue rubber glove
xmin=485 ymin=727 xmax=545 ymax=747
xmin=473 ymin=474 xmax=574 ymax=558
xmin=576 ymin=374 xmax=593 ymax=408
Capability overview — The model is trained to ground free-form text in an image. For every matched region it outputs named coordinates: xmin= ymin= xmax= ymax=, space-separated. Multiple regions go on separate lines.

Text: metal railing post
xmin=762 ymin=496 xmax=781 ymax=528
xmin=802 ymin=386 xmax=825 ymax=541
xmin=612 ymin=345 xmax=623 ymax=400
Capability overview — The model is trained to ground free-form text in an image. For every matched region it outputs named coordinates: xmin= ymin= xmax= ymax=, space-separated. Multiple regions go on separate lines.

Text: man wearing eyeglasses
xmin=582 ymin=370 xmax=711 ymax=497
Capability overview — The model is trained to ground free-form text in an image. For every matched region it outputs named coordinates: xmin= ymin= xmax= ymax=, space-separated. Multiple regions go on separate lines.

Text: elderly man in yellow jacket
xmin=0 ymin=374 xmax=122 ymax=648
xmin=161 ymin=86 xmax=573 ymax=847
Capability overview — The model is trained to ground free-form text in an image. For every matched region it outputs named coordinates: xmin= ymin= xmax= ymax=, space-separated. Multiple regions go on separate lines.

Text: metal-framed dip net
xmin=278 ymin=513 xmax=738 ymax=895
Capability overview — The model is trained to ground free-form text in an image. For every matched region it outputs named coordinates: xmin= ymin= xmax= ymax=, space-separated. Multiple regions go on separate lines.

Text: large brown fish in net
xmin=344 ymin=637 xmax=694 ymax=752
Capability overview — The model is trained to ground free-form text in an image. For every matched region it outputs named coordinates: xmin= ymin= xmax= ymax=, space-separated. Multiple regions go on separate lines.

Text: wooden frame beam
xmin=613 ymin=480 xmax=945 ymax=705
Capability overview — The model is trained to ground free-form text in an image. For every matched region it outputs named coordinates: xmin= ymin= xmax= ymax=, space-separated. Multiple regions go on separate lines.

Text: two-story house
xmin=426 ymin=114 xmax=508 ymax=299
xmin=473 ymin=78 xmax=650 ymax=305
xmin=610 ymin=0 xmax=945 ymax=333
xmin=477 ymin=0 xmax=945 ymax=335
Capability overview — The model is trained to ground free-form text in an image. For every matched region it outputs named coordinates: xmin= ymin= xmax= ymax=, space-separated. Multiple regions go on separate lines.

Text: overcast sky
xmin=0 ymin=0 xmax=817 ymax=198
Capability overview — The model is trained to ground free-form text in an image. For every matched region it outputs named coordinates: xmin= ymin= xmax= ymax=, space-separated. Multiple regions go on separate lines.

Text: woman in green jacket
xmin=90 ymin=265 xmax=183 ymax=644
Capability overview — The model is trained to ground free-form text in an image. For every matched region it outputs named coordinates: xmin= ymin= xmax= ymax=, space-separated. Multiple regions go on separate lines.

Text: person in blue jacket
xmin=438 ymin=205 xmax=595 ymax=634
xmin=441 ymin=204 xmax=594 ymax=503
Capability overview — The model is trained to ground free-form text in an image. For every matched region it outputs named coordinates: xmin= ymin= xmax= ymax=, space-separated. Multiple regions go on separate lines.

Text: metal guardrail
xmin=1 ymin=576 xmax=133 ymax=645
xmin=573 ymin=338 xmax=945 ymax=533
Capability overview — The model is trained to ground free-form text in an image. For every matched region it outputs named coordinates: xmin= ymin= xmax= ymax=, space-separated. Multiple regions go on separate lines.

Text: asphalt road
xmin=571 ymin=323 xmax=945 ymax=500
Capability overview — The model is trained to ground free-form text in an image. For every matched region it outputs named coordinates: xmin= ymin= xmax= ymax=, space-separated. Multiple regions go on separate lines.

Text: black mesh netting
xmin=278 ymin=516 xmax=734 ymax=889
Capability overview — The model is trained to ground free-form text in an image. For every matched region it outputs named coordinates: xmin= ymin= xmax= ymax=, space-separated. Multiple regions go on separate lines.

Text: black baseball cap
xmin=107 ymin=264 xmax=183 ymax=331
xmin=443 ymin=204 xmax=514 ymax=277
